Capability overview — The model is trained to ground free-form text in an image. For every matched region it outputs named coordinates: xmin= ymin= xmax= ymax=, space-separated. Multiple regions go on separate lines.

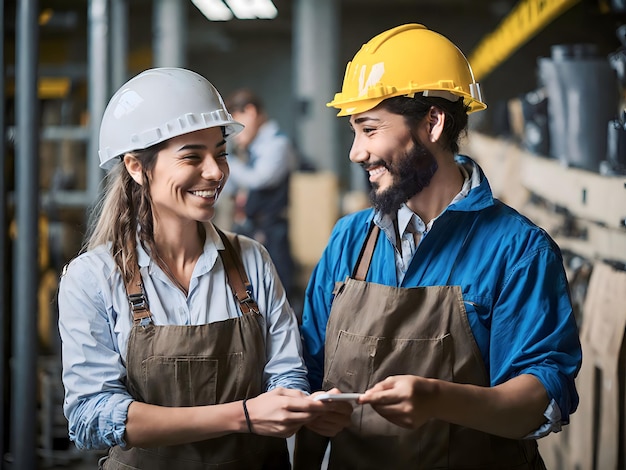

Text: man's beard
xmin=368 ymin=140 xmax=438 ymax=215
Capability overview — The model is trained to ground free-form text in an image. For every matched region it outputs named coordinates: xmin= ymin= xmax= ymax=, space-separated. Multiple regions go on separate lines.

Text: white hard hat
xmin=98 ymin=67 xmax=244 ymax=170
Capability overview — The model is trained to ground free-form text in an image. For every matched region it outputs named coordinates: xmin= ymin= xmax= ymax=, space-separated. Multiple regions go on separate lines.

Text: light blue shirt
xmin=58 ymin=223 xmax=309 ymax=450
xmin=227 ymin=119 xmax=297 ymax=191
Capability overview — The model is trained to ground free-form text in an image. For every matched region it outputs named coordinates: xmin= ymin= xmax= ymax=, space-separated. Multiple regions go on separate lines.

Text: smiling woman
xmin=124 ymin=128 xmax=229 ymax=229
xmin=57 ymin=67 xmax=353 ymax=470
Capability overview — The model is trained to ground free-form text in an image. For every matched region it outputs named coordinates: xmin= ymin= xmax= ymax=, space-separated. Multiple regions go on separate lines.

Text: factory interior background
xmin=2 ymin=0 xmax=626 ymax=468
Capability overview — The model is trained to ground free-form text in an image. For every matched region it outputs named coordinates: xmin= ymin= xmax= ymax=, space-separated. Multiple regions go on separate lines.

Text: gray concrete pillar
xmin=87 ymin=0 xmax=108 ymax=203
xmin=153 ymin=0 xmax=187 ymax=67
xmin=111 ymin=0 xmax=129 ymax=89
xmin=12 ymin=1 xmax=40 ymax=468
xmin=293 ymin=0 xmax=340 ymax=173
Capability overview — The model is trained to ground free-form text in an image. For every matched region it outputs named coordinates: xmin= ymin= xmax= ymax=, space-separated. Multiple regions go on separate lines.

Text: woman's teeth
xmin=191 ymin=189 xmax=217 ymax=198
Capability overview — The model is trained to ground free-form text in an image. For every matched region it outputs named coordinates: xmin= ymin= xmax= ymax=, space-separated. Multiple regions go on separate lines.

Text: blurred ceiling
xmin=4 ymin=0 xmax=534 ymax=63
xmin=6 ymin=1 xmax=621 ymax=62
xmin=4 ymin=0 xmax=625 ymax=102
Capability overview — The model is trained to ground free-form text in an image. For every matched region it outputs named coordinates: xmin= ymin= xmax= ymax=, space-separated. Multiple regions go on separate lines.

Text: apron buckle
xmin=241 ymin=295 xmax=260 ymax=314
xmin=237 ymin=289 xmax=260 ymax=314
xmin=129 ymin=292 xmax=153 ymax=326
xmin=129 ymin=292 xmax=148 ymax=311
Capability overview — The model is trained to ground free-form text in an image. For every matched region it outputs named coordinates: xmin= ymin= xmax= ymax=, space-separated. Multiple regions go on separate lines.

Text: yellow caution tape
xmin=469 ymin=0 xmax=581 ymax=81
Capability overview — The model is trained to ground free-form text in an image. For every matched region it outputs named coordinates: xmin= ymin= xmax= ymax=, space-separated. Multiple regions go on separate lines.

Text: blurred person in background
xmin=58 ymin=67 xmax=351 ymax=470
xmin=225 ymin=89 xmax=297 ymax=301
xmin=296 ymin=24 xmax=582 ymax=469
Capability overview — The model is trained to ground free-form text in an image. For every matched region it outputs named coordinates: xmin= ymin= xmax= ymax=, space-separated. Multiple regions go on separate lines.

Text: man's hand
xmin=358 ymin=375 xmax=436 ymax=429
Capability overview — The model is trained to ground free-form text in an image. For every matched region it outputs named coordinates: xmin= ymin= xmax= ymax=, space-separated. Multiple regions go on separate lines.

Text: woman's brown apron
xmin=322 ymin=224 xmax=546 ymax=469
xmin=102 ymin=230 xmax=290 ymax=470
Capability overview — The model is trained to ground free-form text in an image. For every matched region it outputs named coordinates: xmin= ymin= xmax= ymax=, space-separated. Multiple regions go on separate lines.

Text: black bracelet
xmin=242 ymin=399 xmax=254 ymax=434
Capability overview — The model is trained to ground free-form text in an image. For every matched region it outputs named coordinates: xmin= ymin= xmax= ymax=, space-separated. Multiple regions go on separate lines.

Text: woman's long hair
xmin=83 ymin=144 xmax=162 ymax=285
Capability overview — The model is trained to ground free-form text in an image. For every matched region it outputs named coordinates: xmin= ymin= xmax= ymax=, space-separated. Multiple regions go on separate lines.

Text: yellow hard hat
xmin=327 ymin=24 xmax=486 ymax=116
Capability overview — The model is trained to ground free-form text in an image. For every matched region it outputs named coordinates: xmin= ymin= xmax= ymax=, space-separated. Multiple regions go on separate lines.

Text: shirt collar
xmin=374 ymin=203 xmax=420 ymax=240
xmin=372 ymin=204 xmax=400 ymax=249
xmin=449 ymin=155 xmax=494 ymax=212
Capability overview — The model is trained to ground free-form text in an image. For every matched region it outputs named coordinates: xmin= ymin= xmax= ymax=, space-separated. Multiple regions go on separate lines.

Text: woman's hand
xmin=303 ymin=388 xmax=354 ymax=437
xmin=246 ymin=387 xmax=347 ymax=438
xmin=124 ymin=386 xmax=351 ymax=448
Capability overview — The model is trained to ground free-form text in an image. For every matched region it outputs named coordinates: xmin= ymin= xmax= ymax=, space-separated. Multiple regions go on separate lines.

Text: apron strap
xmin=216 ymin=228 xmax=260 ymax=315
xmin=123 ymin=228 xmax=260 ymax=323
xmin=125 ymin=268 xmax=152 ymax=326
xmin=352 ymin=223 xmax=380 ymax=281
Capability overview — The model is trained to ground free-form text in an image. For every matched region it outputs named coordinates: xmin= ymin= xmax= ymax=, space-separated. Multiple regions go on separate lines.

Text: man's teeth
xmin=368 ymin=167 xmax=387 ymax=177
xmin=192 ymin=189 xmax=216 ymax=197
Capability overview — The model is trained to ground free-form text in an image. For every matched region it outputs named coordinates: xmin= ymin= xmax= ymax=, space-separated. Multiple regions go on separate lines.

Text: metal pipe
xmin=293 ymin=0 xmax=339 ymax=174
xmin=87 ymin=0 xmax=109 ymax=205
xmin=11 ymin=1 xmax=40 ymax=468
xmin=0 ymin=0 xmax=6 ymax=465
xmin=111 ymin=0 xmax=129 ymax=89
xmin=153 ymin=0 xmax=187 ymax=67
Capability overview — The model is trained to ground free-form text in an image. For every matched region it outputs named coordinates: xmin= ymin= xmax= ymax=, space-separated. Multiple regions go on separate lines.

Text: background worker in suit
xmin=225 ymin=89 xmax=298 ymax=301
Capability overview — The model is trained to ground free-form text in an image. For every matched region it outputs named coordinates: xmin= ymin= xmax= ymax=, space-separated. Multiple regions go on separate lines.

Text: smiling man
xmin=295 ymin=24 xmax=582 ymax=470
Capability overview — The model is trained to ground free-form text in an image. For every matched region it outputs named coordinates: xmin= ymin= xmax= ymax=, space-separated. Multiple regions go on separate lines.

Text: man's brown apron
xmin=102 ymin=230 xmax=290 ymax=470
xmin=322 ymin=224 xmax=546 ymax=469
